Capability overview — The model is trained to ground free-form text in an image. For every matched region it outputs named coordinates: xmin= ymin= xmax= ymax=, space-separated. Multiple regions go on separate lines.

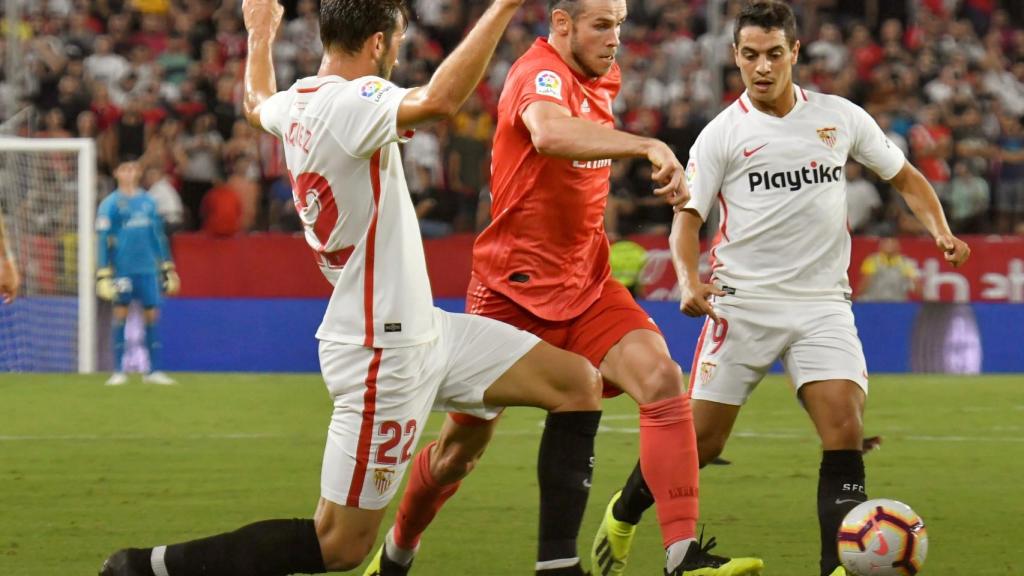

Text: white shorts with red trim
xmin=318 ymin=307 xmax=540 ymax=510
xmin=688 ymin=295 xmax=869 ymax=406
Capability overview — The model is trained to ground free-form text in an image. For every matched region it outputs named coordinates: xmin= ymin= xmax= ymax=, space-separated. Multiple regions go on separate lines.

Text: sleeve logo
xmin=535 ymin=70 xmax=563 ymax=100
xmin=359 ymin=79 xmax=392 ymax=103
xmin=685 ymin=158 xmax=697 ymax=186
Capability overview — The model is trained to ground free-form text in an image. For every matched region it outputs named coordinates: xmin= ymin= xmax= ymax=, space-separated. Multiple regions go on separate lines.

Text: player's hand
xmin=936 ymin=233 xmax=970 ymax=267
xmin=161 ymin=262 xmax=181 ymax=295
xmin=96 ymin=267 xmax=116 ymax=301
xmin=646 ymin=141 xmax=689 ymax=210
xmin=679 ymin=281 xmax=726 ymax=323
xmin=0 ymin=258 xmax=19 ymax=304
xmin=242 ymin=0 xmax=284 ymax=41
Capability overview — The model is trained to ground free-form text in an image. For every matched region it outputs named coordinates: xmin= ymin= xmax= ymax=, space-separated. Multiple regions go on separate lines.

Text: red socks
xmin=638 ymin=395 xmax=699 ymax=547
xmin=392 ymin=441 xmax=461 ymax=550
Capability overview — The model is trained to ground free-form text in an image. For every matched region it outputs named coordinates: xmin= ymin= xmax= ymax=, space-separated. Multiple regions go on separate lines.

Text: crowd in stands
xmin=3 ymin=0 xmax=1024 ymax=238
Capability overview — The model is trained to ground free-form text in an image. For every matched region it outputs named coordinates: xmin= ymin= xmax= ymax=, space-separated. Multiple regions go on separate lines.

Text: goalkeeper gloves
xmin=96 ymin=267 xmax=116 ymax=301
xmin=161 ymin=261 xmax=180 ymax=295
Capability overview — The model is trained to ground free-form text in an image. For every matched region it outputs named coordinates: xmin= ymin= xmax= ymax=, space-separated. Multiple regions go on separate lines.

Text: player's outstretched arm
xmin=669 ymin=210 xmax=724 ymax=322
xmin=396 ymin=0 xmax=525 ymax=129
xmin=241 ymin=0 xmax=284 ymax=131
xmin=0 ymin=207 xmax=18 ymax=303
xmin=522 ymin=101 xmax=689 ymax=207
xmin=887 ymin=162 xmax=971 ymax=267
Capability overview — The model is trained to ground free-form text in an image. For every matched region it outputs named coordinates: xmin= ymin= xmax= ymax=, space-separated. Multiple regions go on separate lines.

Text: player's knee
xmin=635 ymin=356 xmax=684 ymax=404
xmin=548 ymin=358 xmax=602 ymax=412
xmin=821 ymin=414 xmax=864 ymax=450
xmin=316 ymin=527 xmax=375 ymax=571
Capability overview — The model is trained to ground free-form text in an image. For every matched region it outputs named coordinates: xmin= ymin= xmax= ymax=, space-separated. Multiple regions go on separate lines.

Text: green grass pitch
xmin=1 ymin=374 xmax=1021 ymax=575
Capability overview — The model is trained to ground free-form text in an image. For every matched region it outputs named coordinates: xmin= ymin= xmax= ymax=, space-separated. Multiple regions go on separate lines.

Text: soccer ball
xmin=837 ymin=499 xmax=928 ymax=576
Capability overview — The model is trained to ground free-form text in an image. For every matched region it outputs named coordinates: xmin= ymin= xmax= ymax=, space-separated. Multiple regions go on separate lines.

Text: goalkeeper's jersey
xmin=259 ymin=74 xmax=437 ymax=349
xmin=96 ymin=190 xmax=170 ymax=275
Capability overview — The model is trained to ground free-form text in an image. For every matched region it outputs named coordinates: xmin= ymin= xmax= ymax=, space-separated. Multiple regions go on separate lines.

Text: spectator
xmin=200 ymin=180 xmax=242 ymax=237
xmin=178 ymin=113 xmax=223 ymax=229
xmin=947 ymin=160 xmax=990 ymax=233
xmin=996 ymin=113 xmax=1024 ymax=232
xmin=84 ymin=35 xmax=129 ymax=91
xmin=143 ymin=166 xmax=185 ymax=236
xmin=857 ymin=237 xmax=920 ymax=301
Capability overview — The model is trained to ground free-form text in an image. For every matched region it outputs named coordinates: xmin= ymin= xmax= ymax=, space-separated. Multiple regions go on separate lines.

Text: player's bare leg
xmin=800 ymin=379 xmax=867 ymax=576
xmin=691 ymin=400 xmax=742 ymax=466
xmin=371 ymin=342 xmax=602 ymax=576
xmin=314 ymin=499 xmax=390 ymax=569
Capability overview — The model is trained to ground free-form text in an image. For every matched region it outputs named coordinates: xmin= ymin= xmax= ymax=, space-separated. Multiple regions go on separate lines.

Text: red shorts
xmin=466 ymin=274 xmax=662 ymax=397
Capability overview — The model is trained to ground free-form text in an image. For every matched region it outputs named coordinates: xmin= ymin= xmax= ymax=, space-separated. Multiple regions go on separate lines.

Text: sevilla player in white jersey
xmin=98 ymin=2 xmax=603 ymax=576
xmin=602 ymin=3 xmax=970 ymax=576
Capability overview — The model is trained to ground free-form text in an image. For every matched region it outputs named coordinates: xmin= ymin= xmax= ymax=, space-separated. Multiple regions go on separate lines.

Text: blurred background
xmin=0 ymin=0 xmax=1022 ymax=374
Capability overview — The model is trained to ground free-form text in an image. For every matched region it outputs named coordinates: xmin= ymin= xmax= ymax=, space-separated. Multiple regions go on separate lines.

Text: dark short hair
xmin=734 ymin=1 xmax=798 ymax=48
xmin=320 ymin=0 xmax=409 ymax=55
xmin=549 ymin=0 xmax=583 ymax=18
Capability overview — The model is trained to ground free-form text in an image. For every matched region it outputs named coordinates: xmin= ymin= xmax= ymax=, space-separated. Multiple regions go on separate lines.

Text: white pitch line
xmin=0 ymin=432 xmax=282 ymax=442
xmin=2 ymin=429 xmax=1022 ymax=444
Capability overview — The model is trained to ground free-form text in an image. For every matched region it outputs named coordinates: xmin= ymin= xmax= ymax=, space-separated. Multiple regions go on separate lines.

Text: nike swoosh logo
xmin=743 ymin=143 xmax=768 ymax=157
xmin=873 ymin=533 xmax=890 ymax=556
xmin=835 ymin=498 xmax=863 ymax=505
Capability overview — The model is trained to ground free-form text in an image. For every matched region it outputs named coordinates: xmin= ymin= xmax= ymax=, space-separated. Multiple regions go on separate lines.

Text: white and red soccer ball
xmin=838 ymin=499 xmax=929 ymax=576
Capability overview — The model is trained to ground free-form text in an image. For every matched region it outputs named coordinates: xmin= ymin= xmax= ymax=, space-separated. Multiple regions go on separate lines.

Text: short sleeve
xmin=682 ymin=124 xmax=728 ymax=221
xmin=848 ymin=101 xmax=906 ymax=181
xmin=259 ymin=90 xmax=294 ymax=139
xmin=328 ymin=77 xmax=412 ymax=159
xmin=514 ymin=67 xmax=571 ymax=119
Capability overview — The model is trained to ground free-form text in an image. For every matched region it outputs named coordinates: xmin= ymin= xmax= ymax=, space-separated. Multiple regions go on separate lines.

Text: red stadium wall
xmin=173 ymin=233 xmax=1024 ymax=302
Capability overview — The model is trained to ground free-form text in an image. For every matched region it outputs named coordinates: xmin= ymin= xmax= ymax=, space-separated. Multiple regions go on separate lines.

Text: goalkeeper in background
xmin=0 ymin=204 xmax=18 ymax=303
xmin=96 ymin=159 xmax=180 ymax=386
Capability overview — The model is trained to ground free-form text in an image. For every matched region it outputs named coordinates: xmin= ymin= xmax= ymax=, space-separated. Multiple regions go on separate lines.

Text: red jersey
xmin=473 ymin=38 xmax=621 ymax=321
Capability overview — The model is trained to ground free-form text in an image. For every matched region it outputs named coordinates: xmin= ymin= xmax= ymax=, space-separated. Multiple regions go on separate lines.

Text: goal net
xmin=0 ymin=138 xmax=97 ymax=373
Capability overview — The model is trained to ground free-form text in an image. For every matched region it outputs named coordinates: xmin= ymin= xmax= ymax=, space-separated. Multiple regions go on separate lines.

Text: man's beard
xmin=376 ymin=51 xmax=393 ymax=79
xmin=570 ymin=38 xmax=603 ymax=78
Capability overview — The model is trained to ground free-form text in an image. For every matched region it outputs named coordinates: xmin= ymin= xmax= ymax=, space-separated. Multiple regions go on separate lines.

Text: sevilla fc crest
xmin=373 ymin=467 xmax=395 ymax=495
xmin=699 ymin=360 xmax=717 ymax=387
xmin=817 ymin=127 xmax=838 ymax=148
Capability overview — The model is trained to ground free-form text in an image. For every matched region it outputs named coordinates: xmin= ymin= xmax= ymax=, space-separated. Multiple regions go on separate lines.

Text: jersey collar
xmin=739 ymin=84 xmax=809 ymax=118
xmin=296 ymin=75 xmax=346 ymax=93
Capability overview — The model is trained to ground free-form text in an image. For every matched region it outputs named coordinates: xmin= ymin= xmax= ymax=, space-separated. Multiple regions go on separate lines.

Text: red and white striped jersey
xmin=260 ymin=75 xmax=436 ymax=348
xmin=683 ymin=85 xmax=906 ymax=300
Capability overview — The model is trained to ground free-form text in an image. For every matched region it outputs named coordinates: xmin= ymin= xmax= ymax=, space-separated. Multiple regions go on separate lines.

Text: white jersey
xmin=684 ymin=85 xmax=906 ymax=300
xmin=260 ymin=75 xmax=436 ymax=348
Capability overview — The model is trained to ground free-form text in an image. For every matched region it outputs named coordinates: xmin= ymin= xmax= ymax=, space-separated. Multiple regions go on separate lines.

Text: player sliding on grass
xmin=596 ymin=3 xmax=971 ymax=576
xmin=367 ymin=2 xmax=762 ymax=576
xmin=99 ymin=1 xmax=605 ymax=574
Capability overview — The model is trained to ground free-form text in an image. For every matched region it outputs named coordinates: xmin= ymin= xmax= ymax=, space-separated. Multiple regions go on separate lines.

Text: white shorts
xmin=688 ymin=295 xmax=869 ymax=406
xmin=319 ymin=308 xmax=540 ymax=510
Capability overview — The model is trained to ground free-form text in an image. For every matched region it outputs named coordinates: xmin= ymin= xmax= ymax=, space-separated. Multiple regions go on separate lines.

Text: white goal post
xmin=0 ymin=137 xmax=97 ymax=373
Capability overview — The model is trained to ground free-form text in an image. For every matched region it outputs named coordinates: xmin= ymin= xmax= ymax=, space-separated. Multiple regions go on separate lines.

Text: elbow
xmin=530 ymin=129 xmax=558 ymax=156
xmin=242 ymin=101 xmax=262 ymax=130
xmin=420 ymin=91 xmax=460 ymax=120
